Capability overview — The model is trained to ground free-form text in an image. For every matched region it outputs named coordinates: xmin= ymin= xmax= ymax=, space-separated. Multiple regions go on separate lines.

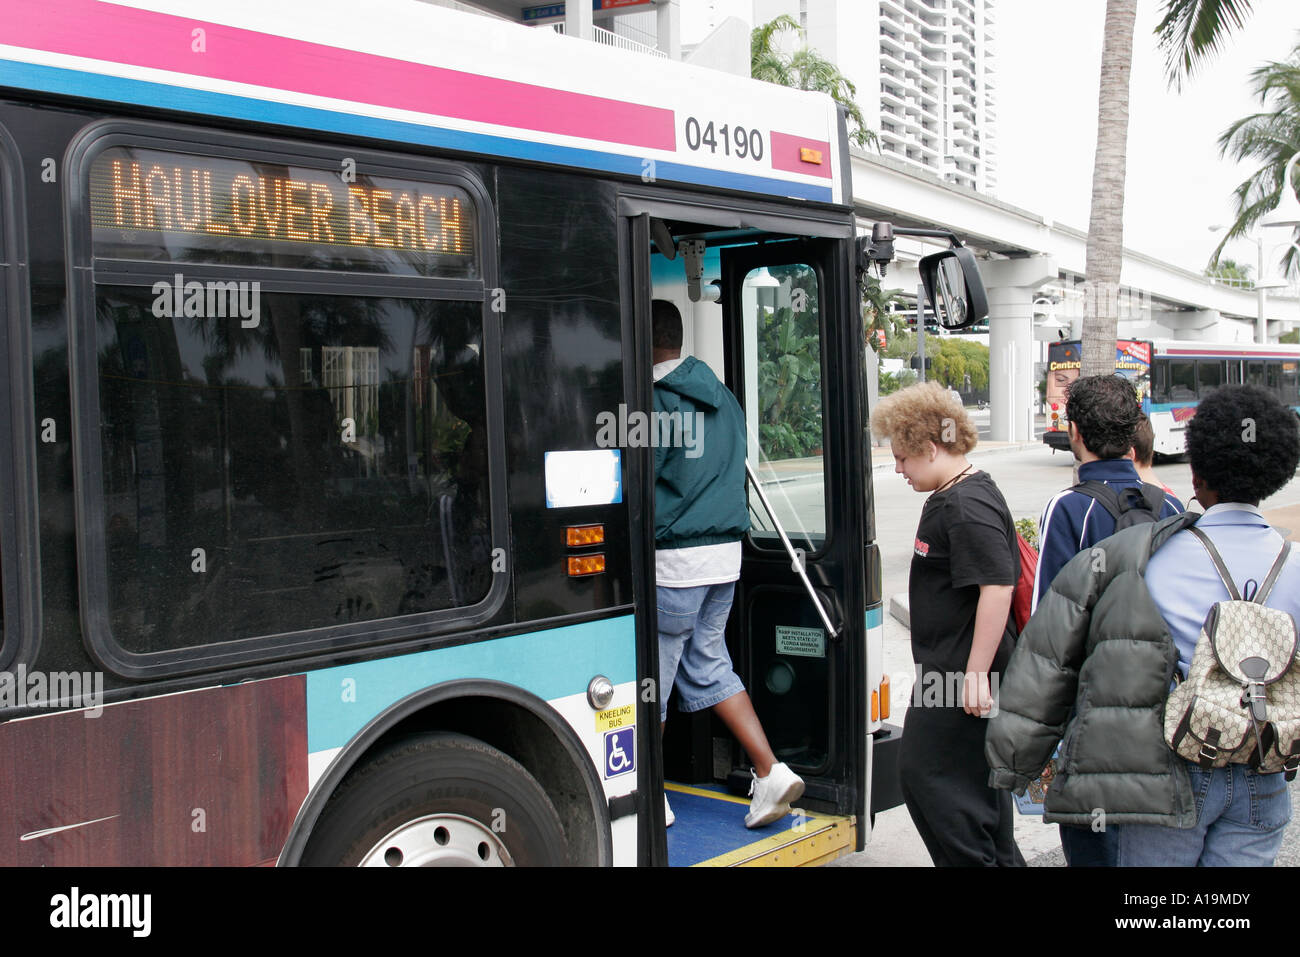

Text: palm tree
xmin=1210 ymin=48 xmax=1300 ymax=280
xmin=1079 ymin=1 xmax=1255 ymax=375
xmin=1081 ymin=0 xmax=1137 ymax=377
xmin=750 ymin=15 xmax=875 ymax=149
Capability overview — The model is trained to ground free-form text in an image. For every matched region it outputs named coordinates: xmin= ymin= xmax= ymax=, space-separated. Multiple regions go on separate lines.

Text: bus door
xmin=630 ymin=210 xmax=867 ymax=863
xmin=711 ymin=238 xmax=866 ymax=823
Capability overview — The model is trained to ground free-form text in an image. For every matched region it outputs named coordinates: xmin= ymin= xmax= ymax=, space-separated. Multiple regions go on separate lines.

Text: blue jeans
xmin=1116 ymin=763 xmax=1292 ymax=866
xmin=657 ymin=582 xmax=745 ymax=723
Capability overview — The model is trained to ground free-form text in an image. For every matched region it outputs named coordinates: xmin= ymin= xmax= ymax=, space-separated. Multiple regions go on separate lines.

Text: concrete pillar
xmin=656 ymin=0 xmax=680 ymax=59
xmin=980 ymin=256 xmax=1057 ymax=442
xmin=566 ymin=0 xmax=593 ymax=41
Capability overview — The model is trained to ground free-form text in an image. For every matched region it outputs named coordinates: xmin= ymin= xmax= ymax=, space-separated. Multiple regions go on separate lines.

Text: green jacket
xmin=985 ymin=512 xmax=1200 ymax=827
xmin=653 ymin=356 xmax=749 ymax=549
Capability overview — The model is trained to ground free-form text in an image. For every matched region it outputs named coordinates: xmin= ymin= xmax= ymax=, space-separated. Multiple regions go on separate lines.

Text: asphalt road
xmin=830 ymin=441 xmax=1300 ymax=868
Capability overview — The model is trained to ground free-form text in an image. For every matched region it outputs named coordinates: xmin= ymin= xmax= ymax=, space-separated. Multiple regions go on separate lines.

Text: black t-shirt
xmin=908 ymin=470 xmax=1019 ymax=675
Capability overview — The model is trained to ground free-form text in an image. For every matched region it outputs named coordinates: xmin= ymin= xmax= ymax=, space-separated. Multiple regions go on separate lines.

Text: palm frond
xmin=751 ymin=14 xmax=801 ymax=62
xmin=751 ymin=18 xmax=878 ymax=153
xmin=1155 ymin=0 xmax=1255 ymax=90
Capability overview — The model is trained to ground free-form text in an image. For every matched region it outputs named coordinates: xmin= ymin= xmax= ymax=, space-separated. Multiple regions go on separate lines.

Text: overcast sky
xmin=683 ymin=0 xmax=1300 ymax=278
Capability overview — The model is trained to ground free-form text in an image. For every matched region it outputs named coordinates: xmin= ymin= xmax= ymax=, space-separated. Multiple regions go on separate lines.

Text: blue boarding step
xmin=665 ymin=782 xmax=854 ymax=867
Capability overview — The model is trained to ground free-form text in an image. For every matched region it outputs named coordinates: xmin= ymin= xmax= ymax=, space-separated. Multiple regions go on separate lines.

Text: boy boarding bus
xmin=0 ymin=0 xmax=980 ymax=866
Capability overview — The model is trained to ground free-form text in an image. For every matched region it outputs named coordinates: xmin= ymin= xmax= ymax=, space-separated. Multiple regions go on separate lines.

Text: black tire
xmin=300 ymin=732 xmax=568 ymax=866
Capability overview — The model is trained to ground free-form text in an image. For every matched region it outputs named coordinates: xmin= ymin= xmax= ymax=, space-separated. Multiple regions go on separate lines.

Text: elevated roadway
xmin=848 ymin=149 xmax=1299 ymax=440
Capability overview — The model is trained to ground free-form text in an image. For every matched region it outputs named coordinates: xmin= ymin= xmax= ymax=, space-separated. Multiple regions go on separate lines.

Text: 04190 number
xmin=683 ymin=117 xmax=764 ymax=161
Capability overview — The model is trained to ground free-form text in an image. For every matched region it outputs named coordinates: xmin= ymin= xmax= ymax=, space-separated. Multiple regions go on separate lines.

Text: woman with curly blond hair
xmin=872 ymin=382 xmax=1023 ymax=866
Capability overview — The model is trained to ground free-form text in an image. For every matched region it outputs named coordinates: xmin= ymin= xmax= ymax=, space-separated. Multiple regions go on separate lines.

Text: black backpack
xmin=1070 ymin=480 xmax=1166 ymax=530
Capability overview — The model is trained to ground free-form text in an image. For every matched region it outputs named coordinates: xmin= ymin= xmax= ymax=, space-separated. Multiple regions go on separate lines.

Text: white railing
xmin=545 ymin=22 xmax=667 ymax=58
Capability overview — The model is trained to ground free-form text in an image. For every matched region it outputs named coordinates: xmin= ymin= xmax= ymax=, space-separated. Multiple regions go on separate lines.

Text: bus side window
xmin=1168 ymin=360 xmax=1196 ymax=402
xmin=1196 ymin=360 xmax=1223 ymax=397
xmin=1282 ymin=361 xmax=1300 ymax=407
xmin=72 ymin=131 xmax=500 ymax=668
xmin=1247 ymin=361 xmax=1267 ymax=388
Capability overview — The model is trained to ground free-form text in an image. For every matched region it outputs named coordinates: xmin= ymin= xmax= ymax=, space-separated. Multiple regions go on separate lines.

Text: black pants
xmin=899 ymin=701 xmax=1025 ymax=867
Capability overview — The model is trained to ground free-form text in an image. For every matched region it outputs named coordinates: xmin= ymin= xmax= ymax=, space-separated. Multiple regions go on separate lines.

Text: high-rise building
xmin=754 ymin=0 xmax=997 ymax=194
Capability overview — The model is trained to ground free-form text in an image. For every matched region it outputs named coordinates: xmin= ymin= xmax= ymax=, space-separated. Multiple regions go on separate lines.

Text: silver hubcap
xmin=359 ymin=814 xmax=514 ymax=867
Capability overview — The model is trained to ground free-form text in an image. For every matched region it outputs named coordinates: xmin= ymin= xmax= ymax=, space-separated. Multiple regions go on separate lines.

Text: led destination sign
xmin=89 ymin=147 xmax=478 ymax=277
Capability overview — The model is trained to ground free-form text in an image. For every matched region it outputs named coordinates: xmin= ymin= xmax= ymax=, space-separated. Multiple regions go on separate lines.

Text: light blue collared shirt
xmin=1145 ymin=503 xmax=1300 ymax=680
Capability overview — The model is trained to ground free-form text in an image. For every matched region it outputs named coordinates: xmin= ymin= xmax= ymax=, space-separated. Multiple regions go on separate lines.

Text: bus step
xmin=665 ymin=782 xmax=855 ymax=867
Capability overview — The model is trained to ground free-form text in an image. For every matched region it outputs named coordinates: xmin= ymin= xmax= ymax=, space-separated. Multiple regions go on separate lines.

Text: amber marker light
xmin=880 ymin=675 xmax=891 ymax=721
xmin=799 ymin=147 xmax=823 ymax=164
xmin=566 ymin=525 xmax=605 ymax=547
xmin=568 ymin=554 xmax=606 ymax=577
xmin=871 ymin=690 xmax=879 ymax=723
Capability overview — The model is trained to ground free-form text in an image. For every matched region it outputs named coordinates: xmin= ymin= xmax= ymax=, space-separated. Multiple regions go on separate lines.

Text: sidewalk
xmin=1262 ymin=503 xmax=1300 ymax=540
xmin=870 ymin=438 xmax=1046 ymax=471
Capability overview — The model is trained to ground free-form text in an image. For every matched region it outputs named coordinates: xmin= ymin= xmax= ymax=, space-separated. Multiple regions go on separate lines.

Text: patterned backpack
xmin=1163 ymin=528 xmax=1300 ymax=780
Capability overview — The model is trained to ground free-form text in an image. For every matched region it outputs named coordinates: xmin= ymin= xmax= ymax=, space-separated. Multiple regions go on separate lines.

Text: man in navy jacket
xmin=1031 ymin=373 xmax=1182 ymax=867
xmin=1033 ymin=375 xmax=1183 ymax=611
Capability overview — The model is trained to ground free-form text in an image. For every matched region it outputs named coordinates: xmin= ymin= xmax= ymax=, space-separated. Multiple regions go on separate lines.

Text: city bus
xmin=1147 ymin=339 xmax=1300 ymax=456
xmin=1043 ymin=338 xmax=1300 ymax=457
xmin=0 ymin=0 xmax=978 ymax=867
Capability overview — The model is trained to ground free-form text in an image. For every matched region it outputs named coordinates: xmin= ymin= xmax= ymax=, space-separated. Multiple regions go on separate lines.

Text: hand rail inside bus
xmin=744 ymin=460 xmax=840 ymax=638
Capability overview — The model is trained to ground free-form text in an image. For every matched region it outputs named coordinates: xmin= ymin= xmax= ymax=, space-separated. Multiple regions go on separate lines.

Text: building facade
xmin=754 ymin=0 xmax=997 ymax=194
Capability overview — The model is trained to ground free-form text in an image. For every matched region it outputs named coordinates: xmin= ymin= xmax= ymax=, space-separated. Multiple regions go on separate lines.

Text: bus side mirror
xmin=918 ymin=246 xmax=987 ymax=330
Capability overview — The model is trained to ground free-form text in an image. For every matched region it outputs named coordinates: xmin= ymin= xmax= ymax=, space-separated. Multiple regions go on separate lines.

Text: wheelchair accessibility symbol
xmin=604 ymin=727 xmax=635 ymax=779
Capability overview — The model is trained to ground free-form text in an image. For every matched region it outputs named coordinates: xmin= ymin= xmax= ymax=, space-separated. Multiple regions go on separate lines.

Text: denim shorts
xmin=656 ymin=582 xmax=745 ymax=723
xmin=1116 ymin=762 xmax=1293 ymax=866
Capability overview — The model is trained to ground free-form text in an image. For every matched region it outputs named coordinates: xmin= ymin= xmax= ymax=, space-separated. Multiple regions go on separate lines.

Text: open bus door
xmin=640 ymin=223 xmax=870 ymax=867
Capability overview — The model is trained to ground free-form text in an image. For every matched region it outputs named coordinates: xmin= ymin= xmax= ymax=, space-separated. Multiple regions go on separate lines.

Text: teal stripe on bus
xmin=305 ymin=615 xmax=636 ymax=752
xmin=866 ymin=605 xmax=883 ymax=630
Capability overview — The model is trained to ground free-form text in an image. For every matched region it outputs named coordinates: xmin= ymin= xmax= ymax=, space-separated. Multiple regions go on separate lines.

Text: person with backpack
xmin=986 ymin=384 xmax=1300 ymax=866
xmin=872 ymin=382 xmax=1024 ymax=866
xmin=1034 ymin=375 xmax=1183 ymax=614
xmin=1031 ymin=374 xmax=1183 ymax=866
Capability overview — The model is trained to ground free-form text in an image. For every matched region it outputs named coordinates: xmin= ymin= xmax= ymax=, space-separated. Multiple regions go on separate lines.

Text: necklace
xmin=931 ymin=464 xmax=974 ymax=497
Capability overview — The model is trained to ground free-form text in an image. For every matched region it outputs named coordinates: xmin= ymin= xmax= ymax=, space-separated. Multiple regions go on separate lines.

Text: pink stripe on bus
xmin=8 ymin=0 xmax=676 ymax=151
xmin=768 ymin=131 xmax=833 ymax=179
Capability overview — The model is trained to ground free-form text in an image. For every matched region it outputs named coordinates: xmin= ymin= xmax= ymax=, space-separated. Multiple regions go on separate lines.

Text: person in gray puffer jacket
xmin=985 ymin=511 xmax=1201 ymax=828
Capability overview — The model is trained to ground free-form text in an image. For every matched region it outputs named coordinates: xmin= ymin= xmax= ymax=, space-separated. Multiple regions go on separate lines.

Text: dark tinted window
xmin=1282 ymin=361 xmax=1299 ymax=406
xmin=97 ymin=288 xmax=489 ymax=652
xmin=1167 ymin=360 xmax=1196 ymax=402
xmin=1197 ymin=360 xmax=1223 ymax=396
xmin=1247 ymin=361 xmax=1267 ymax=387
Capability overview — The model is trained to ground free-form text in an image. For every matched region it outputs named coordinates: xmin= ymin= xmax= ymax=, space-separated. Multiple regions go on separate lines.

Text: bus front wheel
xmin=301 ymin=731 xmax=568 ymax=866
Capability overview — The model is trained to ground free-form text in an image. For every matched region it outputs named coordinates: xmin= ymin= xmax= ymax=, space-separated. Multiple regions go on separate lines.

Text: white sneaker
xmin=664 ymin=794 xmax=675 ymax=828
xmin=744 ymin=762 xmax=804 ymax=829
